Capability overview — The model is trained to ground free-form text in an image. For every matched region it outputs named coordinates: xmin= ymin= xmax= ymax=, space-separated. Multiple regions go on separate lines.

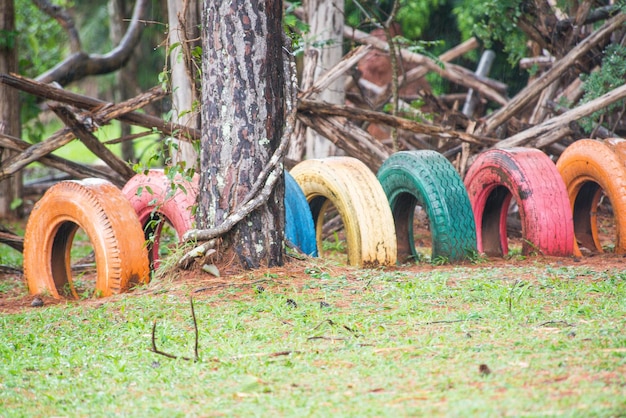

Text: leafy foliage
xmin=284 ymin=2 xmax=310 ymax=55
xmin=15 ymin=0 xmax=67 ymax=78
xmin=453 ymin=0 xmax=527 ymax=66
xmin=579 ymin=44 xmax=626 ymax=133
xmin=345 ymin=0 xmax=444 ymax=39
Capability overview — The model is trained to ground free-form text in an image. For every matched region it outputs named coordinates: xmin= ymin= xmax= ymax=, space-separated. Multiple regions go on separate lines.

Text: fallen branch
xmin=297 ymin=113 xmax=389 ymax=171
xmin=420 ymin=317 xmax=481 ymax=325
xmin=150 ymin=297 xmax=199 ymax=362
xmin=299 ymin=45 xmax=372 ymax=100
xmin=494 ymin=82 xmax=626 ymax=149
xmin=50 ymin=104 xmax=136 ymax=180
xmin=0 ymin=132 xmax=122 ymax=184
xmin=345 ymin=26 xmax=508 ymax=106
xmin=0 ymin=85 xmax=168 ymax=181
xmin=0 ymin=231 xmax=23 ymax=252
xmin=358 ymin=37 xmax=481 ymax=111
xmin=299 ymin=99 xmax=497 ymax=146
xmin=0 ymin=73 xmax=198 ymax=141
xmin=481 ymin=12 xmax=626 ymax=135
xmin=229 ymin=350 xmax=300 ymax=359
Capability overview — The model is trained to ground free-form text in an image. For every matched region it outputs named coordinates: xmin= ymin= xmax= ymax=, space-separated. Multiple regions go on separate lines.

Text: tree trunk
xmin=168 ymin=0 xmax=200 ymax=168
xmin=304 ymin=0 xmax=344 ymax=158
xmin=109 ymin=0 xmax=140 ymax=163
xmin=0 ymin=0 xmax=21 ymax=219
xmin=199 ymin=0 xmax=285 ymax=268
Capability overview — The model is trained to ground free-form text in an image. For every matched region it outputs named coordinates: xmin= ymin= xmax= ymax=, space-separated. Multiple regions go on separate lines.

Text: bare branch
xmin=481 ymin=12 xmax=626 ymax=136
xmin=0 ymin=131 xmax=124 ymax=184
xmin=494 ymin=83 xmax=626 ymax=149
xmin=345 ymin=26 xmax=508 ymax=106
xmin=49 ymin=104 xmax=136 ymax=180
xmin=0 ymin=83 xmax=173 ymax=181
xmin=0 ymin=73 xmax=198 ymax=140
xmin=36 ymin=0 xmax=150 ymax=86
xmin=299 ymin=99 xmax=497 ymax=146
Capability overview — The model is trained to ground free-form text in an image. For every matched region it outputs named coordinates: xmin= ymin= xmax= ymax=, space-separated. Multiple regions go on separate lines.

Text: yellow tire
xmin=291 ymin=157 xmax=397 ymax=267
xmin=556 ymin=139 xmax=626 ymax=256
xmin=24 ymin=179 xmax=150 ymax=299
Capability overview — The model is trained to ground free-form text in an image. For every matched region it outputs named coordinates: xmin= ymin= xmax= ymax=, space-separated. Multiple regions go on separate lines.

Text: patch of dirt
xmin=2 ymin=248 xmax=625 ymax=315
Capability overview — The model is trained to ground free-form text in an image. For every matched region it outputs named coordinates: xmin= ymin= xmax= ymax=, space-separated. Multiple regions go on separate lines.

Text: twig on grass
xmin=150 ymin=297 xmax=199 ymax=362
xmin=508 ymin=279 xmax=520 ymax=313
xmin=307 ymin=336 xmax=347 ymax=342
xmin=312 ymin=319 xmax=336 ymax=330
xmin=537 ymin=320 xmax=575 ymax=328
xmin=230 ymin=350 xmax=301 ymax=359
xmin=419 ymin=317 xmax=482 ymax=325
xmin=192 ymin=278 xmax=282 ymax=294
xmin=310 ymin=319 xmax=363 ymax=339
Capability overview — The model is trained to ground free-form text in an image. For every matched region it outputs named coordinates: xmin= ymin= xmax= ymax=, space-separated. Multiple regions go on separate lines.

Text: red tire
xmin=556 ymin=139 xmax=626 ymax=256
xmin=122 ymin=169 xmax=198 ymax=268
xmin=464 ymin=148 xmax=574 ymax=257
xmin=24 ymin=179 xmax=150 ymax=299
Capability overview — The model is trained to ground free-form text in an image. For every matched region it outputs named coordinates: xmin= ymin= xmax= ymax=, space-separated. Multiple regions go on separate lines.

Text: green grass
xmin=1 ymin=261 xmax=625 ymax=416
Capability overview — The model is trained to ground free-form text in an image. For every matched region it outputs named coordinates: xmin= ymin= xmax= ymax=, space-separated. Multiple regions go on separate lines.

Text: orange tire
xmin=556 ymin=139 xmax=626 ymax=256
xmin=24 ymin=179 xmax=150 ymax=299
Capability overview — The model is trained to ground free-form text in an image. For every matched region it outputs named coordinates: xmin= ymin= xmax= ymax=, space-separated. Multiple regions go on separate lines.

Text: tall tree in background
xmin=168 ymin=0 xmax=201 ymax=169
xmin=109 ymin=0 xmax=141 ymax=163
xmin=304 ymin=0 xmax=344 ymax=158
xmin=198 ymin=0 xmax=285 ymax=268
xmin=0 ymin=0 xmax=21 ymax=218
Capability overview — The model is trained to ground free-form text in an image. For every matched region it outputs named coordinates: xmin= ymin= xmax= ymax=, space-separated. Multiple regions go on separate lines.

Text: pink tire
xmin=464 ymin=148 xmax=574 ymax=257
xmin=122 ymin=169 xmax=198 ymax=269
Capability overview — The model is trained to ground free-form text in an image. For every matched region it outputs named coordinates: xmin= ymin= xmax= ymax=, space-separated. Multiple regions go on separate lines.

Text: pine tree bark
xmin=199 ymin=0 xmax=285 ymax=268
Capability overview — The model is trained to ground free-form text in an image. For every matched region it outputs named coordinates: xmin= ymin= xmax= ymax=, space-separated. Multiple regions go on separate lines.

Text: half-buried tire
xmin=285 ymin=171 xmax=318 ymax=256
xmin=291 ymin=157 xmax=397 ymax=267
xmin=122 ymin=169 xmax=317 ymax=264
xmin=24 ymin=179 xmax=150 ymax=299
xmin=464 ymin=148 xmax=574 ymax=257
xmin=122 ymin=169 xmax=198 ymax=269
xmin=556 ymin=139 xmax=626 ymax=256
xmin=377 ymin=150 xmax=477 ymax=262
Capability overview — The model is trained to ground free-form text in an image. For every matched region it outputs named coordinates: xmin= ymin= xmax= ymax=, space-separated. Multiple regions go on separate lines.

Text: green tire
xmin=377 ymin=150 xmax=477 ymax=262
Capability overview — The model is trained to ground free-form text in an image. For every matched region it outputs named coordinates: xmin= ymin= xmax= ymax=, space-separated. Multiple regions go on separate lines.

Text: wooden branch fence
xmin=1 ymin=13 xmax=625 ymax=253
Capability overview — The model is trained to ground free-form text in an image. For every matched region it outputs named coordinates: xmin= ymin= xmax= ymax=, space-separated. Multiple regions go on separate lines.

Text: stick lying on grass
xmin=150 ymin=297 xmax=199 ymax=362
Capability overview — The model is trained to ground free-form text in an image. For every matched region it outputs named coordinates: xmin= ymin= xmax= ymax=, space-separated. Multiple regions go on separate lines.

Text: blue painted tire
xmin=377 ymin=150 xmax=477 ymax=262
xmin=285 ymin=171 xmax=318 ymax=256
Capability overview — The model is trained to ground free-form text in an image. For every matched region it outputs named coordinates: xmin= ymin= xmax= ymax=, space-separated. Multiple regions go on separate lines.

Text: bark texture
xmin=303 ymin=0 xmax=344 ymax=158
xmin=168 ymin=0 xmax=201 ymax=167
xmin=0 ymin=0 xmax=21 ymax=218
xmin=200 ymin=0 xmax=285 ymax=268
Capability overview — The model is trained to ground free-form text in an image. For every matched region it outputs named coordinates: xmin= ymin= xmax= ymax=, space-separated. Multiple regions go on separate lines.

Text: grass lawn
xmin=3 ymin=118 xmax=625 ymax=416
xmin=1 ymin=255 xmax=625 ymax=416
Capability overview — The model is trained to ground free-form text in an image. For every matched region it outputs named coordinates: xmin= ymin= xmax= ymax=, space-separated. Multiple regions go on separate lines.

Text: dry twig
xmin=150 ymin=297 xmax=199 ymax=362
